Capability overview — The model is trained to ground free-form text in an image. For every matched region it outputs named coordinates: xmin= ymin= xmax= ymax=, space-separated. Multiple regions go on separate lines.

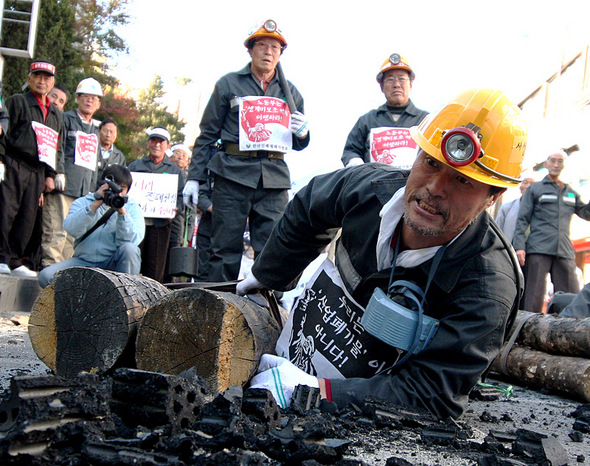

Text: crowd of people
xmin=1 ymin=18 xmax=589 ymax=420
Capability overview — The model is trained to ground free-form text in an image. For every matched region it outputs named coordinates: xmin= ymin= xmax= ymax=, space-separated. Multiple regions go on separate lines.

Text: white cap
xmin=76 ymin=77 xmax=103 ymax=97
xmin=171 ymin=143 xmax=191 ymax=156
xmin=146 ymin=126 xmax=170 ymax=142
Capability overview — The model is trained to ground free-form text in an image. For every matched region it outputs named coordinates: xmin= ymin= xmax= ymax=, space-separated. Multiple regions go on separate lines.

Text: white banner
xmin=238 ymin=96 xmax=291 ymax=153
xmin=128 ymin=172 xmax=179 ymax=219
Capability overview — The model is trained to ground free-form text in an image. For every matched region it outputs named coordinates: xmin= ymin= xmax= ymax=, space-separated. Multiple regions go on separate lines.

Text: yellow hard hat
xmin=376 ymin=53 xmax=415 ymax=83
xmin=244 ymin=19 xmax=287 ymax=50
xmin=409 ymin=89 xmax=528 ymax=188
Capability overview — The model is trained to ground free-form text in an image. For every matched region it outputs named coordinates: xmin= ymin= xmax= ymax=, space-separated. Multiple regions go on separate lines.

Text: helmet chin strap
xmin=474 ymin=159 xmax=522 ymax=184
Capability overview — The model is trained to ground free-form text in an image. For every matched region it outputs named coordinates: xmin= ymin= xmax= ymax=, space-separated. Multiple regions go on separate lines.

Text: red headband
xmin=30 ymin=62 xmax=55 ymax=76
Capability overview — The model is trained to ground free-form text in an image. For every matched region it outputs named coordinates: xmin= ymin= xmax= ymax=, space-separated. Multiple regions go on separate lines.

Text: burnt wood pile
xmin=491 ymin=311 xmax=590 ymax=402
xmin=27 ymin=267 xmax=280 ymax=394
xmin=0 ymin=369 xmax=584 ymax=465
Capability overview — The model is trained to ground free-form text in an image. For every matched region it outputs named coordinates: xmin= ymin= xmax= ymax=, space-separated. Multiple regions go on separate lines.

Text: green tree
xmin=1 ymin=0 xmax=129 ymax=102
xmin=129 ymin=75 xmax=186 ymax=160
xmin=94 ymin=87 xmax=141 ymax=161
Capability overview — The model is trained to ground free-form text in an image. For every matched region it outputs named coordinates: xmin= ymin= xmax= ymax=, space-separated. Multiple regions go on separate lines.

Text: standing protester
xmin=0 ymin=60 xmax=64 ymax=276
xmin=195 ymin=178 xmax=214 ymax=280
xmin=495 ymin=175 xmax=535 ymax=243
xmin=47 ymin=84 xmax=69 ymax=112
xmin=44 ymin=77 xmax=103 ymax=269
xmin=513 ymin=151 xmax=590 ymax=313
xmin=164 ymin=143 xmax=191 ymax=282
xmin=183 ymin=19 xmax=310 ymax=282
xmin=96 ymin=118 xmax=126 ymax=186
xmin=238 ymin=89 xmax=527 ymax=420
xmin=38 ymin=165 xmax=144 ymax=288
xmin=341 ymin=53 xmax=428 ymax=168
xmin=128 ymin=127 xmax=184 ymax=282
xmin=24 ymin=85 xmax=70 ymax=272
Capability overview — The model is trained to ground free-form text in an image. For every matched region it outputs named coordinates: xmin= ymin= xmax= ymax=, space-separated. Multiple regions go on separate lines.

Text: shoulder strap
xmin=75 ymin=208 xmax=115 ymax=246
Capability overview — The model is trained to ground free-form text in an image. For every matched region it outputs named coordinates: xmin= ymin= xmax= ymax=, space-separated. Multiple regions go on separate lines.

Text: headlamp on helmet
xmin=244 ymin=19 xmax=287 ymax=50
xmin=441 ymin=124 xmax=483 ymax=167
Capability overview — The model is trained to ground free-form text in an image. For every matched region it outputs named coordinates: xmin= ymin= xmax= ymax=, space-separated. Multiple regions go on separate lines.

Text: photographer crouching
xmin=39 ymin=165 xmax=145 ymax=288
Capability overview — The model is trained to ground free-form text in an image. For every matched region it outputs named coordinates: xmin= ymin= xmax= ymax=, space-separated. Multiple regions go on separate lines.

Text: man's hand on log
xmin=236 ymin=271 xmax=264 ymax=296
xmin=249 ymin=354 xmax=319 ymax=409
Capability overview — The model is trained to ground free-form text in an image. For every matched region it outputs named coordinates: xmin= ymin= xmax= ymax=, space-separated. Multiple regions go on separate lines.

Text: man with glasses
xmin=183 ymin=19 xmax=310 ymax=282
xmin=46 ymin=78 xmax=103 ymax=268
xmin=341 ymin=53 xmax=428 ymax=168
xmin=513 ymin=151 xmax=590 ymax=313
xmin=238 ymin=89 xmax=526 ymax=420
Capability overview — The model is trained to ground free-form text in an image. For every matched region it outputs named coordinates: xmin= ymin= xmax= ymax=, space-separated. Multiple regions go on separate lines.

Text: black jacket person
xmin=239 ymin=89 xmax=527 ymax=419
xmin=183 ymin=19 xmax=310 ymax=282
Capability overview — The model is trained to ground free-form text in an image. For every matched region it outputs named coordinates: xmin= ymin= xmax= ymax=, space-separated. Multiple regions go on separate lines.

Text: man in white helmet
xmin=43 ymin=77 xmax=103 ymax=268
xmin=238 ymin=89 xmax=526 ymax=420
xmin=341 ymin=53 xmax=428 ymax=168
xmin=183 ymin=19 xmax=310 ymax=282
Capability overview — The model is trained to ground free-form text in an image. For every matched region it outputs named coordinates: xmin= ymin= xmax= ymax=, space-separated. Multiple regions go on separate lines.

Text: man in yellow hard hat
xmin=341 ymin=53 xmax=429 ymax=168
xmin=238 ymin=89 xmax=527 ymax=420
xmin=183 ymin=19 xmax=310 ymax=282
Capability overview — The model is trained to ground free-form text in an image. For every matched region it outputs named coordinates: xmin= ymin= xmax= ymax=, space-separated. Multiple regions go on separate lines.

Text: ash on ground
xmin=0 ymin=317 xmax=588 ymax=465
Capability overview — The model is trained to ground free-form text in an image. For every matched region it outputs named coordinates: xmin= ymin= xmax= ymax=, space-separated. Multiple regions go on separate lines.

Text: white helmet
xmin=76 ymin=77 xmax=103 ymax=97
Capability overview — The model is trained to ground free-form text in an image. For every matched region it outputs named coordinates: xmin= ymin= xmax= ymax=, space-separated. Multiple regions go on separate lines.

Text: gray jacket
xmin=128 ymin=155 xmax=184 ymax=228
xmin=187 ymin=63 xmax=309 ymax=189
xmin=97 ymin=144 xmax=126 ymax=188
xmin=513 ymin=176 xmax=590 ymax=259
xmin=252 ymin=163 xmax=520 ymax=419
xmin=341 ymin=101 xmax=428 ymax=166
xmin=60 ymin=110 xmax=101 ymax=198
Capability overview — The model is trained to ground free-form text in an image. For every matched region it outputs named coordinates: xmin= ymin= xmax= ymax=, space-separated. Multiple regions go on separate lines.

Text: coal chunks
xmin=110 ymin=368 xmax=207 ymax=431
xmin=28 ymin=267 xmax=169 ymax=378
xmin=0 ymin=373 xmax=113 ymax=457
xmin=135 ymin=287 xmax=281 ymax=394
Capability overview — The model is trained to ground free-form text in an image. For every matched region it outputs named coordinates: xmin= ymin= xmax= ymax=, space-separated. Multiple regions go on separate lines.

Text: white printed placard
xmin=128 ymin=172 xmax=178 ymax=219
xmin=31 ymin=121 xmax=59 ymax=170
xmin=238 ymin=96 xmax=291 ymax=153
xmin=369 ymin=127 xmax=418 ymax=169
xmin=276 ymin=257 xmax=402 ymax=380
xmin=73 ymin=131 xmax=99 ymax=170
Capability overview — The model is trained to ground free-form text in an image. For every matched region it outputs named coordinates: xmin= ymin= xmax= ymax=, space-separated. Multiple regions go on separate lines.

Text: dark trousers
xmin=140 ymin=224 xmax=171 ymax=283
xmin=523 ymin=253 xmax=580 ymax=313
xmin=196 ymin=212 xmax=212 ymax=281
xmin=0 ymin=156 xmax=44 ymax=265
xmin=208 ymin=176 xmax=288 ymax=282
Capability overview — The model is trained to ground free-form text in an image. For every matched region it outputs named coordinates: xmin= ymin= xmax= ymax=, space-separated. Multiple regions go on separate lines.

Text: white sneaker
xmin=11 ymin=265 xmax=38 ymax=278
xmin=0 ymin=263 xmax=10 ymax=274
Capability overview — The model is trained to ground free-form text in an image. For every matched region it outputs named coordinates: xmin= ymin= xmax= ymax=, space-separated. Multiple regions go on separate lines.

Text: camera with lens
xmin=95 ymin=175 xmax=128 ymax=209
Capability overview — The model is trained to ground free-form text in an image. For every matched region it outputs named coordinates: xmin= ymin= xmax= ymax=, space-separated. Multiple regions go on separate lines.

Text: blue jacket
xmin=65 ymin=193 xmax=145 ymax=263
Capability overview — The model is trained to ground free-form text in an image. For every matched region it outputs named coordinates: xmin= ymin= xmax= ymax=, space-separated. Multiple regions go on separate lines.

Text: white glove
xmin=183 ymin=180 xmax=199 ymax=208
xmin=250 ymin=354 xmax=319 ymax=409
xmin=236 ymin=271 xmax=264 ymax=296
xmin=345 ymin=157 xmax=364 ymax=167
xmin=0 ymin=163 xmax=4 ymax=183
xmin=54 ymin=173 xmax=66 ymax=191
xmin=290 ymin=111 xmax=309 ymax=138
